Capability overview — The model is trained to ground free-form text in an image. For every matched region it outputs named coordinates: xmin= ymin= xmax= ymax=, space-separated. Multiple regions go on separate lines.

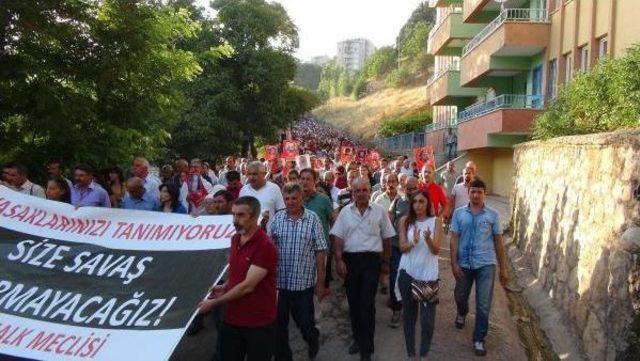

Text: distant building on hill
xmin=336 ymin=38 xmax=376 ymax=74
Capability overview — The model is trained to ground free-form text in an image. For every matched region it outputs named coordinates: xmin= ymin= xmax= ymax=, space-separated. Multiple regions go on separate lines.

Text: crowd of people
xmin=0 ymin=120 xmax=509 ymax=361
xmin=290 ymin=117 xmax=364 ymax=157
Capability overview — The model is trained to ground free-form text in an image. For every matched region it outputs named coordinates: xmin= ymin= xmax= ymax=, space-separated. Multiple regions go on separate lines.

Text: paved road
xmin=169 ymin=231 xmax=528 ymax=361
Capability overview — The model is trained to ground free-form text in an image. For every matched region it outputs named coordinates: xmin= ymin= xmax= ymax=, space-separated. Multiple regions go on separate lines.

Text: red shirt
xmin=227 ymin=186 xmax=241 ymax=201
xmin=224 ymin=228 xmax=278 ymax=327
xmin=419 ymin=182 xmax=448 ymax=216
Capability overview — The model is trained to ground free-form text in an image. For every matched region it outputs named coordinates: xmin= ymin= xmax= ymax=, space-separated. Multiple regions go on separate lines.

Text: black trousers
xmin=219 ymin=321 xmax=276 ymax=361
xmin=275 ymin=287 xmax=319 ymax=361
xmin=344 ymin=252 xmax=381 ymax=356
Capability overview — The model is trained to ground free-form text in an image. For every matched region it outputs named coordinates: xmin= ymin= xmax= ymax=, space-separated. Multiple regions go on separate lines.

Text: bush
xmin=378 ymin=111 xmax=432 ymax=137
xmin=362 ymin=46 xmax=397 ymax=80
xmin=533 ymin=45 xmax=640 ymax=139
xmin=385 ymin=66 xmax=412 ymax=88
xmin=352 ymin=76 xmax=368 ymax=100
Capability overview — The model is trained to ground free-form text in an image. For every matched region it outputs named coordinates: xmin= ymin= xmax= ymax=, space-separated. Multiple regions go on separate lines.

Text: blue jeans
xmin=453 ymin=265 xmax=495 ymax=342
xmin=398 ymin=270 xmax=436 ymax=357
xmin=388 ymin=246 xmax=402 ymax=311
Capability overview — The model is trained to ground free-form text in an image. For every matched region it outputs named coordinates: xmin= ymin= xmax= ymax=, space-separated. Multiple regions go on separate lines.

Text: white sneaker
xmin=473 ymin=341 xmax=487 ymax=356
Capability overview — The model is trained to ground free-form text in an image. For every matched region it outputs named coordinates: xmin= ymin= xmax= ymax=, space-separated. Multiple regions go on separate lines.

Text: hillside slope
xmin=312 ymin=85 xmax=429 ymax=141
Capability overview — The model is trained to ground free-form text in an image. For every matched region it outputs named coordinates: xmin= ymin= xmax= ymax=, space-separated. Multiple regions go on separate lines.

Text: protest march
xmin=1 ymin=118 xmax=508 ymax=361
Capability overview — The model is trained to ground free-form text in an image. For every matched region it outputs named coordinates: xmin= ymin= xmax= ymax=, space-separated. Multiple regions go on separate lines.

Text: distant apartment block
xmin=425 ymin=0 xmax=640 ymax=197
xmin=310 ymin=56 xmax=332 ymax=66
xmin=336 ymin=38 xmax=376 ymax=74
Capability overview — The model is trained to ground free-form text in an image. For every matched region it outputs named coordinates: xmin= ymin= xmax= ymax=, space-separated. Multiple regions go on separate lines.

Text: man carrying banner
xmin=198 ymin=196 xmax=278 ymax=361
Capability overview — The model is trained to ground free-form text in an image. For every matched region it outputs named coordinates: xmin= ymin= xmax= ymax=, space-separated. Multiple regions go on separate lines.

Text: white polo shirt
xmin=330 ymin=203 xmax=397 ymax=253
xmin=239 ymin=181 xmax=285 ymax=227
xmin=17 ymin=180 xmax=46 ymax=199
xmin=450 ymin=182 xmax=470 ymax=210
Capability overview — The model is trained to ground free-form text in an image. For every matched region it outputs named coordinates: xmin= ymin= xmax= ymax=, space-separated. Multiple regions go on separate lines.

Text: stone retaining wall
xmin=511 ymin=129 xmax=640 ymax=360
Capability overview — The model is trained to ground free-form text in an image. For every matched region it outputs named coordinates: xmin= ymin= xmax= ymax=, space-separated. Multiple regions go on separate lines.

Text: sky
xmin=196 ymin=0 xmax=426 ymax=61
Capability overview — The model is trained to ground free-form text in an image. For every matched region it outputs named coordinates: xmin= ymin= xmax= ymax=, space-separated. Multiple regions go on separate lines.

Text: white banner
xmin=0 ymin=186 xmax=232 ymax=361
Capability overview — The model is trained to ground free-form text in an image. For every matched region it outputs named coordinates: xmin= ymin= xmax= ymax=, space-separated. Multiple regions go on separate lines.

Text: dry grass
xmin=312 ymin=85 xmax=430 ymax=141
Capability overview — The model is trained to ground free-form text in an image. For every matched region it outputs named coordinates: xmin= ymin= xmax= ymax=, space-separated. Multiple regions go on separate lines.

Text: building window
xmin=579 ymin=45 xmax=589 ymax=72
xmin=563 ymin=52 xmax=572 ymax=84
xmin=547 ymin=58 xmax=557 ymax=99
xmin=598 ymin=36 xmax=608 ymax=60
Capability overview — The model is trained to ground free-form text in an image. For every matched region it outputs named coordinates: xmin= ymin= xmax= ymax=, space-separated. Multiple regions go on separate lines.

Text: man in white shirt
xmin=131 ymin=157 xmax=160 ymax=202
xmin=322 ymin=171 xmax=340 ymax=208
xmin=399 ymin=159 xmax=413 ymax=177
xmin=449 ymin=166 xmax=474 ymax=211
xmin=370 ymin=169 xmax=387 ymax=203
xmin=240 ymin=161 xmax=285 ymax=230
xmin=3 ymin=163 xmax=45 ymax=198
xmin=330 ymin=177 xmax=396 ymax=361
xmin=217 ymin=156 xmax=237 ymax=187
xmin=373 ymin=173 xmax=399 ymax=212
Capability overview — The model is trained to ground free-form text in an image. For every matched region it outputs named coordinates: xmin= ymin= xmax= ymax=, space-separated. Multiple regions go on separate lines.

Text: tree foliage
xmin=294 ymin=62 xmax=323 ymax=92
xmin=378 ymin=111 xmax=433 ymax=137
xmin=362 ymin=46 xmax=397 ymax=80
xmin=317 ymin=60 xmax=354 ymax=100
xmin=396 ymin=2 xmax=435 ymax=47
xmin=0 ymin=0 xmax=201 ymax=175
xmin=385 ymin=66 xmax=412 ymax=88
xmin=0 ymin=0 xmax=317 ymax=173
xmin=398 ymin=20 xmax=433 ymax=73
xmin=533 ymin=45 xmax=640 ymax=139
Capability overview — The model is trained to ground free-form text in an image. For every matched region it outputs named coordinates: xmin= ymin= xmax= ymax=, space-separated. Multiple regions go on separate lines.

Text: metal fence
xmin=462 ymin=8 xmax=549 ymax=57
xmin=377 ymin=131 xmax=425 ymax=154
xmin=457 ymin=94 xmax=543 ymax=123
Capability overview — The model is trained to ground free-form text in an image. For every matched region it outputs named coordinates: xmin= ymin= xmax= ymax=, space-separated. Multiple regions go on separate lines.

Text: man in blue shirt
xmin=70 ymin=164 xmax=111 ymax=208
xmin=450 ymin=178 xmax=509 ymax=357
xmin=270 ymin=182 xmax=327 ymax=361
xmin=121 ymin=177 xmax=159 ymax=211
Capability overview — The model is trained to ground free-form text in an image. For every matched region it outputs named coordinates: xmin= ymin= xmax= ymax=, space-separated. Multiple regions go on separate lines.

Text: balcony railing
xmin=461 ymin=8 xmax=549 ymax=57
xmin=457 ymin=94 xmax=542 ymax=123
xmin=429 ymin=0 xmax=463 ymax=8
xmin=429 ymin=6 xmax=463 ymax=39
xmin=425 ymin=117 xmax=458 ymax=133
xmin=427 ymin=59 xmax=460 ymax=85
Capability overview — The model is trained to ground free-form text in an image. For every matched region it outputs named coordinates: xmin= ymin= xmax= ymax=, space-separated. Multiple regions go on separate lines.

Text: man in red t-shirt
xmin=419 ymin=164 xmax=449 ymax=217
xmin=198 ymin=196 xmax=278 ymax=361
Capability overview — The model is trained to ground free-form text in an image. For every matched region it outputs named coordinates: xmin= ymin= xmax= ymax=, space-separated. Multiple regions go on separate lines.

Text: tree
xmin=294 ymin=62 xmax=323 ymax=92
xmin=362 ymin=46 xmax=398 ymax=80
xmin=396 ymin=2 xmax=435 ymax=47
xmin=398 ymin=20 xmax=433 ymax=73
xmin=0 ymin=0 xmax=201 ymax=177
xmin=210 ymin=0 xmax=301 ymax=157
xmin=533 ymin=45 xmax=640 ymax=139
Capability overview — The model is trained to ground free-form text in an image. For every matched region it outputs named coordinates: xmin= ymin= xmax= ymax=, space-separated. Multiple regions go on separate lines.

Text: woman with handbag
xmin=395 ymin=189 xmax=443 ymax=360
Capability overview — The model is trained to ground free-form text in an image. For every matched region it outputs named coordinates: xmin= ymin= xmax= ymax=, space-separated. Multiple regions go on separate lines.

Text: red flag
xmin=413 ymin=146 xmax=434 ymax=171
xmin=282 ymin=140 xmax=299 ymax=160
xmin=355 ymin=148 xmax=368 ymax=163
xmin=340 ymin=146 xmax=355 ymax=163
xmin=265 ymin=145 xmax=279 ymax=161
xmin=367 ymin=150 xmax=380 ymax=167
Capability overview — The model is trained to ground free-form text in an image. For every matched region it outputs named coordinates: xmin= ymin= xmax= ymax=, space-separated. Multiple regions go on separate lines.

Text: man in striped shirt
xmin=269 ymin=182 xmax=328 ymax=361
